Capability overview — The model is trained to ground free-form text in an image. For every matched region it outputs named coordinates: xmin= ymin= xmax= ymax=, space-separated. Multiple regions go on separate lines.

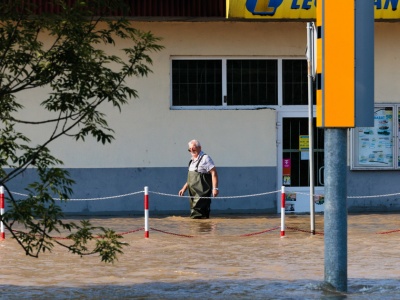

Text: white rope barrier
xmin=347 ymin=193 xmax=400 ymax=199
xmin=2 ymin=182 xmax=399 ymax=242
xmin=295 ymin=191 xmax=400 ymax=199
xmin=10 ymin=191 xmax=143 ymax=201
xmin=149 ymin=190 xmax=280 ymax=199
xmin=7 ymin=189 xmax=400 ymax=201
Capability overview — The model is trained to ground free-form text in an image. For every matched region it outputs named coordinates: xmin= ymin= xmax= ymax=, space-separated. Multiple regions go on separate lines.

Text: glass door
xmin=277 ymin=112 xmax=325 ymax=213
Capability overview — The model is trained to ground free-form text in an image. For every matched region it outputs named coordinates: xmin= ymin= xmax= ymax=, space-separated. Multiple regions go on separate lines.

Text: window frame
xmin=170 ymin=56 xmax=308 ymax=110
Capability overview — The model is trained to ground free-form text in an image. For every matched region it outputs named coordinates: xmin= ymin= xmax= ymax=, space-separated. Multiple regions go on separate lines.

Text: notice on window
xmin=299 ymin=135 xmax=309 ymax=160
xmin=356 ymin=108 xmax=393 ymax=167
xmin=398 ymin=109 xmax=400 ymax=167
xmin=397 ymin=109 xmax=400 ymax=167
xmin=299 ymin=135 xmax=309 ymax=151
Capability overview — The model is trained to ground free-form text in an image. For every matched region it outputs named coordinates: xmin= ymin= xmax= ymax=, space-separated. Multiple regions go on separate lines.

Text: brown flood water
xmin=0 ymin=213 xmax=399 ymax=299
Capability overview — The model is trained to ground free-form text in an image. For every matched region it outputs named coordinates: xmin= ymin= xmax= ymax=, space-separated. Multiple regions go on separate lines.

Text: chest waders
xmin=187 ymin=155 xmax=212 ymax=219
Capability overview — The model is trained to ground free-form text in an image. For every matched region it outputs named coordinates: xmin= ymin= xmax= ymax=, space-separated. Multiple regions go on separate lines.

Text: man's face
xmin=188 ymin=144 xmax=201 ymax=157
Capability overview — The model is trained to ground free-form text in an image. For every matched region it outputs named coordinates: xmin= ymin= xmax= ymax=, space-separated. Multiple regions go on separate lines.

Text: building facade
xmin=8 ymin=0 xmax=400 ymax=215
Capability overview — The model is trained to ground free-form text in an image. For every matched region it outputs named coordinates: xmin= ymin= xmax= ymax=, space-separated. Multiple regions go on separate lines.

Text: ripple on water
xmin=0 ymin=214 xmax=399 ymax=299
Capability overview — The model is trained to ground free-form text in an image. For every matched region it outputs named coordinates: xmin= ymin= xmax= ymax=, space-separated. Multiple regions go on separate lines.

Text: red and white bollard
xmin=144 ymin=186 xmax=149 ymax=238
xmin=1 ymin=186 xmax=5 ymax=240
xmin=280 ymin=186 xmax=285 ymax=237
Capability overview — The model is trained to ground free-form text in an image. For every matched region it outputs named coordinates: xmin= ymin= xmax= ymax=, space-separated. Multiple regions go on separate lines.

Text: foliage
xmin=0 ymin=0 xmax=163 ymax=262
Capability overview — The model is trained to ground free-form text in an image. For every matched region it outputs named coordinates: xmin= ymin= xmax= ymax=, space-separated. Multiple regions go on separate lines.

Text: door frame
xmin=276 ymin=109 xmax=325 ymax=213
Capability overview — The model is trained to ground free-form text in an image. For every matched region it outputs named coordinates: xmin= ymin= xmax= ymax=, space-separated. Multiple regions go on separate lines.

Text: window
xmin=283 ymin=59 xmax=315 ymax=105
xmin=172 ymin=60 xmax=222 ymax=106
xmin=351 ymin=105 xmax=400 ymax=170
xmin=171 ymin=58 xmax=312 ymax=108
xmin=227 ymin=59 xmax=277 ymax=105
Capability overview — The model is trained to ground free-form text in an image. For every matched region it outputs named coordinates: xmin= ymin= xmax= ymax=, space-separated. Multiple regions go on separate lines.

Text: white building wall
xmin=29 ymin=21 xmax=309 ymax=169
xmin=10 ymin=21 xmax=400 ymax=215
xmin=19 ymin=21 xmax=400 ymax=170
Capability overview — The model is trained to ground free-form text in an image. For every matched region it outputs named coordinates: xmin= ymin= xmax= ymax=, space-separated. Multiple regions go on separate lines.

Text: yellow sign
xmin=299 ymin=135 xmax=309 ymax=151
xmin=227 ymin=0 xmax=400 ymax=20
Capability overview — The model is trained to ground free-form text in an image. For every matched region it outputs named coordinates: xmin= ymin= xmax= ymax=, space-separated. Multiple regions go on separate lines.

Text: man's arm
xmin=179 ymin=183 xmax=188 ymax=196
xmin=210 ymin=167 xmax=219 ymax=197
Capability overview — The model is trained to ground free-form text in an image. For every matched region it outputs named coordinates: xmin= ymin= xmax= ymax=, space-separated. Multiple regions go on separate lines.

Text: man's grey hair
xmin=188 ymin=140 xmax=201 ymax=147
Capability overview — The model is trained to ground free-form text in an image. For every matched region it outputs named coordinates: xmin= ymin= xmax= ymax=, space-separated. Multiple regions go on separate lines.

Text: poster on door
xmin=285 ymin=192 xmax=297 ymax=212
xmin=283 ymin=158 xmax=291 ymax=186
xmin=299 ymin=135 xmax=309 ymax=160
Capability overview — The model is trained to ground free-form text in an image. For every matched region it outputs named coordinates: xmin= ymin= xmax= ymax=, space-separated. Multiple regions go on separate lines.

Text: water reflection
xmin=193 ymin=220 xmax=216 ymax=234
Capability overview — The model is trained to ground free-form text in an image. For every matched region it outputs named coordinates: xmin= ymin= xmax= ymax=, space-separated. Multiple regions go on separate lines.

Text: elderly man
xmin=178 ymin=140 xmax=219 ymax=219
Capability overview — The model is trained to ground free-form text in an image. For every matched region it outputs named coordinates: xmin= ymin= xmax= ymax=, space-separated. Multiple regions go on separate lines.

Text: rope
xmin=11 ymin=225 xmax=400 ymax=239
xmin=296 ymin=191 xmax=400 ymax=199
xmin=117 ymin=228 xmax=145 ymax=236
xmin=9 ymin=191 xmax=143 ymax=201
xmin=149 ymin=227 xmax=194 ymax=238
xmin=11 ymin=227 xmax=145 ymax=240
xmin=286 ymin=226 xmax=324 ymax=235
xmin=149 ymin=190 xmax=280 ymax=199
xmin=376 ymin=229 xmax=400 ymax=235
xmin=8 ymin=188 xmax=400 ymax=202
xmin=348 ymin=192 xmax=400 ymax=199
xmin=239 ymin=226 xmax=280 ymax=237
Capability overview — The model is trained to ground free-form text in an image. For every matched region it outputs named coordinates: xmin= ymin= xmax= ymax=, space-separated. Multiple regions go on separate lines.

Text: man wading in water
xmin=178 ymin=140 xmax=219 ymax=219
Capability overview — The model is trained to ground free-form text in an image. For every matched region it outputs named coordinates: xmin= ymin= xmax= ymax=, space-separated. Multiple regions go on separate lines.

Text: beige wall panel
xmin=48 ymin=107 xmax=277 ymax=168
xmin=375 ymin=22 xmax=400 ymax=103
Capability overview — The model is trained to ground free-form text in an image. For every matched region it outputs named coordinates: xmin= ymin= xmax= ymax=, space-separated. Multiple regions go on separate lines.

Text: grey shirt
xmin=188 ymin=151 xmax=215 ymax=173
